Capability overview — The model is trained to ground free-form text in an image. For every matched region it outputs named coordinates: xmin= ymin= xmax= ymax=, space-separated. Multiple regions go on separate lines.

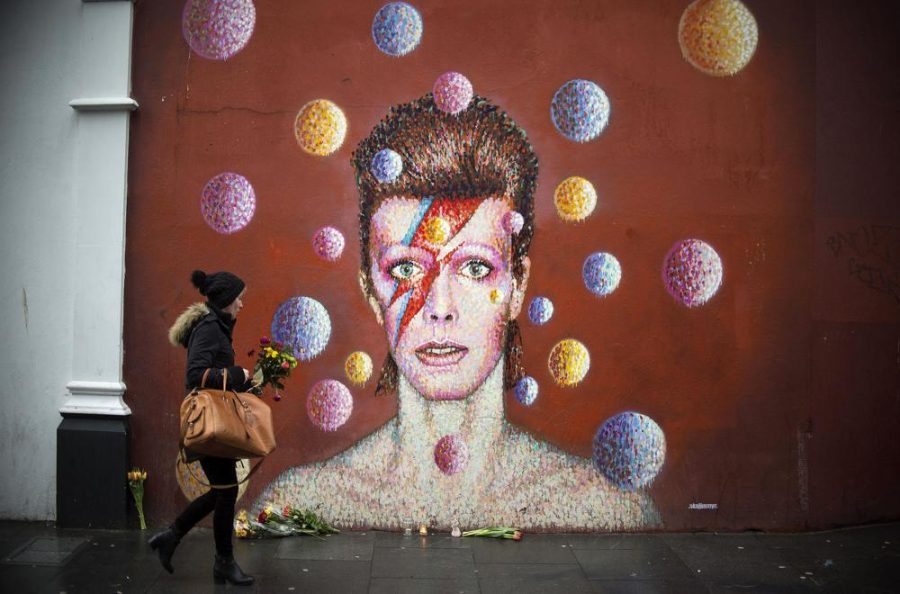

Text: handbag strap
xmin=180 ymin=449 xmax=265 ymax=489
xmin=200 ymin=368 xmax=212 ymax=389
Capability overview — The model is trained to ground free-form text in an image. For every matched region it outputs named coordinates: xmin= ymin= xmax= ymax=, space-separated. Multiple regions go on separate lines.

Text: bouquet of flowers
xmin=126 ymin=468 xmax=148 ymax=530
xmin=462 ymin=526 xmax=522 ymax=540
xmin=247 ymin=336 xmax=297 ymax=400
xmin=234 ymin=504 xmax=339 ymax=539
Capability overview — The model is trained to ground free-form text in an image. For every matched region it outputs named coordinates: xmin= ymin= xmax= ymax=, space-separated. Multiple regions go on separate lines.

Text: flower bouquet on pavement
xmin=234 ymin=504 xmax=339 ymax=539
xmin=247 ymin=336 xmax=297 ymax=400
xmin=462 ymin=527 xmax=522 ymax=540
xmin=127 ymin=468 xmax=148 ymax=530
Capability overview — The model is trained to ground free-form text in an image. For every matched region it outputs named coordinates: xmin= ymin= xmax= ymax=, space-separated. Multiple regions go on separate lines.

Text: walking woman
xmin=149 ymin=269 xmax=254 ymax=586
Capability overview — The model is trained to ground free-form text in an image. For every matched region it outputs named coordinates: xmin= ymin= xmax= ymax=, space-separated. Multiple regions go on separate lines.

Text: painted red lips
xmin=415 ymin=340 xmax=469 ymax=367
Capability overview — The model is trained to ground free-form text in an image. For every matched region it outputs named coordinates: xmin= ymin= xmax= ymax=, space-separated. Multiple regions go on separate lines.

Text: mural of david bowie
xmin=256 ymin=94 xmax=661 ymax=530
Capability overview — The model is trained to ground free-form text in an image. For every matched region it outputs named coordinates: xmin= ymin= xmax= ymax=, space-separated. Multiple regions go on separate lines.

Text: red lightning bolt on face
xmin=388 ymin=197 xmax=483 ymax=347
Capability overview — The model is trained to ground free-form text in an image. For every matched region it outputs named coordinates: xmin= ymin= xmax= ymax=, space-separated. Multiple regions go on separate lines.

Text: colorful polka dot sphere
xmin=663 ymin=239 xmax=723 ymax=307
xmin=270 ymin=296 xmax=332 ymax=361
xmin=679 ymin=0 xmax=758 ymax=76
xmin=182 ymin=0 xmax=256 ymax=61
xmin=312 ymin=226 xmax=345 ymax=262
xmin=554 ymin=176 xmax=597 ymax=222
xmin=583 ymin=252 xmax=622 ymax=297
xmin=433 ymin=72 xmax=473 ymax=115
xmin=592 ymin=412 xmax=666 ymax=491
xmin=433 ymin=434 xmax=469 ymax=475
xmin=306 ymin=379 xmax=353 ymax=432
xmin=294 ymin=99 xmax=347 ymax=156
xmin=515 ymin=376 xmax=539 ymax=406
xmin=370 ymin=148 xmax=403 ymax=183
xmin=200 ymin=172 xmax=255 ymax=234
xmin=550 ymin=79 xmax=611 ymax=143
xmin=548 ymin=339 xmax=591 ymax=387
xmin=528 ymin=296 xmax=554 ymax=325
xmin=372 ymin=2 xmax=423 ymax=57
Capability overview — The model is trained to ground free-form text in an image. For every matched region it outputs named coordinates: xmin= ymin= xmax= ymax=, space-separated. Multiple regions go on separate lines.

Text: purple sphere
xmin=582 ymin=252 xmax=622 ymax=297
xmin=433 ymin=72 xmax=473 ymax=114
xmin=370 ymin=148 xmax=403 ymax=183
xmin=200 ymin=172 xmax=255 ymax=234
xmin=182 ymin=0 xmax=256 ymax=61
xmin=663 ymin=239 xmax=723 ymax=307
xmin=306 ymin=379 xmax=353 ymax=431
xmin=372 ymin=2 xmax=423 ymax=57
xmin=271 ymin=297 xmax=331 ymax=361
xmin=592 ymin=412 xmax=666 ymax=491
xmin=514 ymin=376 xmax=539 ymax=406
xmin=312 ymin=226 xmax=345 ymax=262
xmin=433 ymin=434 xmax=469 ymax=475
xmin=528 ymin=297 xmax=554 ymax=325
xmin=550 ymin=79 xmax=611 ymax=142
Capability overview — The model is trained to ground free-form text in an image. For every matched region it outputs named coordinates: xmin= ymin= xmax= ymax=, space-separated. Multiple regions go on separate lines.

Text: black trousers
xmin=173 ymin=456 xmax=238 ymax=557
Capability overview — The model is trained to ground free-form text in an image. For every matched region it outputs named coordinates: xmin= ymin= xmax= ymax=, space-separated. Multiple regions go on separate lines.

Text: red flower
xmin=257 ymin=510 xmax=268 ymax=523
xmin=281 ymin=361 xmax=291 ymax=369
xmin=512 ymin=530 xmax=523 ymax=541
xmin=259 ymin=336 xmax=271 ymax=345
xmin=283 ymin=505 xmax=291 ymax=516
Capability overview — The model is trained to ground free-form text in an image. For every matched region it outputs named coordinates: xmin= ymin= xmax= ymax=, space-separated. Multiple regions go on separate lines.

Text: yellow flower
xmin=235 ymin=527 xmax=248 ymax=538
xmin=141 ymin=470 xmax=148 ymax=480
xmin=264 ymin=503 xmax=274 ymax=515
xmin=237 ymin=509 xmax=248 ymax=523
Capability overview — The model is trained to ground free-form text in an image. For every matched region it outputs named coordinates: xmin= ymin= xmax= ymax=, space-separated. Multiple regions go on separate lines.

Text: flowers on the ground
xmin=127 ymin=468 xmax=148 ymax=530
xmin=462 ymin=526 xmax=523 ymax=540
xmin=234 ymin=503 xmax=339 ymax=539
xmin=248 ymin=336 xmax=298 ymax=400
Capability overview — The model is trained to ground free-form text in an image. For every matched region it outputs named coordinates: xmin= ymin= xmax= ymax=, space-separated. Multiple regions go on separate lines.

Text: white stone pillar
xmin=60 ymin=0 xmax=136 ymax=416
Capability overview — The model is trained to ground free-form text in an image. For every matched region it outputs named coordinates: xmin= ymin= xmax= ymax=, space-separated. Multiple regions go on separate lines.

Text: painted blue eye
xmin=460 ymin=260 xmax=493 ymax=280
xmin=390 ymin=261 xmax=423 ymax=281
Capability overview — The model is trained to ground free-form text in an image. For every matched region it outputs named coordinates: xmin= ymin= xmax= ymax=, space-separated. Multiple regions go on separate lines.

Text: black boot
xmin=213 ymin=554 xmax=255 ymax=586
xmin=147 ymin=527 xmax=182 ymax=574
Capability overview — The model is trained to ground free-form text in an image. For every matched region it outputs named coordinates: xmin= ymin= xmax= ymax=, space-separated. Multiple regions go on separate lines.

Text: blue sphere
xmin=370 ymin=148 xmax=403 ymax=183
xmin=583 ymin=252 xmax=621 ymax=297
xmin=592 ymin=412 xmax=666 ymax=491
xmin=550 ymin=79 xmax=611 ymax=143
xmin=514 ymin=376 xmax=538 ymax=406
xmin=270 ymin=296 xmax=331 ymax=361
xmin=372 ymin=2 xmax=423 ymax=57
xmin=528 ymin=296 xmax=554 ymax=325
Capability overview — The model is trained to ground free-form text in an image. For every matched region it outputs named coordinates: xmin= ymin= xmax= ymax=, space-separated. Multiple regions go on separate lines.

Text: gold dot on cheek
xmin=489 ymin=289 xmax=504 ymax=304
xmin=423 ymin=217 xmax=451 ymax=245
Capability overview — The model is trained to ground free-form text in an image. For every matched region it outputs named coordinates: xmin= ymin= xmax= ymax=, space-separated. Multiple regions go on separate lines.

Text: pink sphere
xmin=182 ymin=0 xmax=256 ymax=61
xmin=502 ymin=211 xmax=525 ymax=235
xmin=433 ymin=72 xmax=473 ymax=115
xmin=433 ymin=434 xmax=469 ymax=475
xmin=663 ymin=239 xmax=724 ymax=307
xmin=312 ymin=226 xmax=345 ymax=262
xmin=306 ymin=379 xmax=353 ymax=431
xmin=200 ymin=172 xmax=255 ymax=234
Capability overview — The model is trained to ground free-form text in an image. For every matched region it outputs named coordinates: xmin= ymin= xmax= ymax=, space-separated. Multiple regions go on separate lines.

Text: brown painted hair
xmin=351 ymin=93 xmax=538 ymax=395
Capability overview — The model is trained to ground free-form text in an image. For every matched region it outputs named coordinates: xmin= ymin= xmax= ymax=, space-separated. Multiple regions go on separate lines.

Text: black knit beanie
xmin=191 ymin=270 xmax=245 ymax=309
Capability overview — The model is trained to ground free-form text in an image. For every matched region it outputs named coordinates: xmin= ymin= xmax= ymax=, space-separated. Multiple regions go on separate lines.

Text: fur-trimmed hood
xmin=168 ymin=302 xmax=210 ymax=347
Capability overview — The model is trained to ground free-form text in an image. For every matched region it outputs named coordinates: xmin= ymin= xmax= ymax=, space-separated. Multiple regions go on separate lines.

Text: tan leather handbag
xmin=180 ymin=369 xmax=276 ymax=460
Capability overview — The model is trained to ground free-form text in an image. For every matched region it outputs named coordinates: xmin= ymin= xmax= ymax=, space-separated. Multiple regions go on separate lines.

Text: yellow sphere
xmin=423 ymin=216 xmax=451 ymax=246
xmin=554 ymin=176 xmax=597 ymax=222
xmin=489 ymin=289 xmax=504 ymax=304
xmin=678 ymin=0 xmax=758 ymax=77
xmin=294 ymin=99 xmax=348 ymax=156
xmin=548 ymin=339 xmax=591 ymax=387
xmin=344 ymin=351 xmax=373 ymax=386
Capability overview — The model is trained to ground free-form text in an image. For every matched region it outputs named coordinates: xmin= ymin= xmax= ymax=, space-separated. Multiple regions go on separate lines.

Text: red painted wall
xmin=124 ymin=0 xmax=900 ymax=530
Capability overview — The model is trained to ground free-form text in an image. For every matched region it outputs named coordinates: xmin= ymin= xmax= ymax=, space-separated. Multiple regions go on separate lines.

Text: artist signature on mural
xmin=826 ymin=225 xmax=900 ymax=305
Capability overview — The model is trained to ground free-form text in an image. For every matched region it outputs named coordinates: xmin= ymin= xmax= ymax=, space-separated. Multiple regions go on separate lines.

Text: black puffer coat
xmin=168 ymin=302 xmax=249 ymax=391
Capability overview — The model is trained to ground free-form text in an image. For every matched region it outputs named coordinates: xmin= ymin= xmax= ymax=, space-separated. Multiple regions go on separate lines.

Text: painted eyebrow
xmin=447 ymin=242 xmax=504 ymax=262
xmin=377 ymin=244 xmax=434 ymax=264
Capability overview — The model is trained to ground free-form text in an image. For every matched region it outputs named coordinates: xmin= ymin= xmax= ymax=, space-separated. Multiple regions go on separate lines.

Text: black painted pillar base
xmin=57 ymin=415 xmax=130 ymax=529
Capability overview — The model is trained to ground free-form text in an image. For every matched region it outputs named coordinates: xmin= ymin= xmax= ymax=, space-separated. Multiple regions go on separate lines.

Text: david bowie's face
xmin=368 ymin=195 xmax=524 ymax=400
